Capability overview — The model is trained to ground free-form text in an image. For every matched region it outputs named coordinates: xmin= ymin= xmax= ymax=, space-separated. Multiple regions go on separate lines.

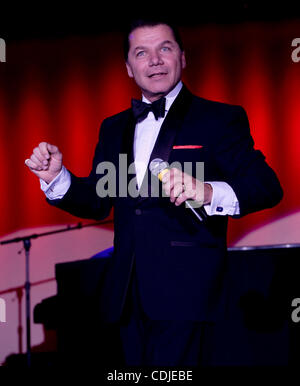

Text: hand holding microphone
xmin=149 ymin=158 xmax=211 ymax=222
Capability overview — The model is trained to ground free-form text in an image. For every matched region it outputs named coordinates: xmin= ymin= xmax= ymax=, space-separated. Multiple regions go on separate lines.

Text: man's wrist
xmin=203 ymin=181 xmax=240 ymax=216
xmin=203 ymin=183 xmax=213 ymax=205
xmin=40 ymin=166 xmax=71 ymax=200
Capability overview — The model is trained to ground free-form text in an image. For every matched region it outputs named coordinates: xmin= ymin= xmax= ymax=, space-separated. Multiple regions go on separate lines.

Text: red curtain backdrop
xmin=0 ymin=20 xmax=299 ymax=245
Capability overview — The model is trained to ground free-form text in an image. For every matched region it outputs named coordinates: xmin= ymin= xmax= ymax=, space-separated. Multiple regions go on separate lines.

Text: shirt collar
xmin=142 ymin=81 xmax=183 ymax=111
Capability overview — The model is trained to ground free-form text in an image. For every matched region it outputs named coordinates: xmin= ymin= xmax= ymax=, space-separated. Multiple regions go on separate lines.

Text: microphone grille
xmin=149 ymin=158 xmax=168 ymax=176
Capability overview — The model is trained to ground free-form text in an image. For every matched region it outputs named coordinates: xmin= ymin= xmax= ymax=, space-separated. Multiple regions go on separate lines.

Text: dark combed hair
xmin=123 ymin=18 xmax=184 ymax=61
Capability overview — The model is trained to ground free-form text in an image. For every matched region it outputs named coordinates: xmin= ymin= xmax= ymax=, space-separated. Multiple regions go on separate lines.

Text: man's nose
xmin=149 ymin=51 xmax=163 ymax=66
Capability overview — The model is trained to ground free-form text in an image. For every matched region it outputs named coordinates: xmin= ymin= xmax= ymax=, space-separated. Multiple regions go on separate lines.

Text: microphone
xmin=149 ymin=158 xmax=208 ymax=222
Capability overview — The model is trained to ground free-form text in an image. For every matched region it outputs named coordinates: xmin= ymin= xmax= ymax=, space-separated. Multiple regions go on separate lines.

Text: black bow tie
xmin=131 ymin=97 xmax=166 ymax=123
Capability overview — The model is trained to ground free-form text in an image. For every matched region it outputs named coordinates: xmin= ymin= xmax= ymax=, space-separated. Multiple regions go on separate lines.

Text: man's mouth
xmin=148 ymin=72 xmax=167 ymax=78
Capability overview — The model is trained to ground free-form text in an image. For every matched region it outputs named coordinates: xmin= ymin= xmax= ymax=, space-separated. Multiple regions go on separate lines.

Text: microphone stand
xmin=24 ymin=238 xmax=31 ymax=367
xmin=0 ymin=219 xmax=112 ymax=367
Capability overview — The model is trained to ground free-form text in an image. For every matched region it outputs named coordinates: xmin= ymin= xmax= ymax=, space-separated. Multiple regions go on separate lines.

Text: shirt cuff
xmin=203 ymin=181 xmax=240 ymax=216
xmin=40 ymin=166 xmax=71 ymax=200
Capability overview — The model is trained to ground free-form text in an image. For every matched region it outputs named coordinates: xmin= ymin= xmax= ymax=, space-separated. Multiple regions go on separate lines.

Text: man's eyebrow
xmin=134 ymin=46 xmax=147 ymax=52
xmin=160 ymin=40 xmax=174 ymax=46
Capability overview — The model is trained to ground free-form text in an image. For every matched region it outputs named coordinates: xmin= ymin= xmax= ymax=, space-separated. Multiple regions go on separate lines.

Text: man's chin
xmin=147 ymin=78 xmax=171 ymax=91
xmin=146 ymin=86 xmax=172 ymax=98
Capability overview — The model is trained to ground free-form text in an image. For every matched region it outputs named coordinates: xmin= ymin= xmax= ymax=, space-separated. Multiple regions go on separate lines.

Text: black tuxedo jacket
xmin=50 ymin=85 xmax=283 ymax=322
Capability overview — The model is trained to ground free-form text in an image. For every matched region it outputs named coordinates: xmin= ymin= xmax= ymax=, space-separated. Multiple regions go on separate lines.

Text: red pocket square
xmin=172 ymin=145 xmax=203 ymax=149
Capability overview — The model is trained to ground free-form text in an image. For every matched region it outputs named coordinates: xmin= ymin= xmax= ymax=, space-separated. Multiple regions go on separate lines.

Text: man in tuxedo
xmin=25 ymin=19 xmax=283 ymax=366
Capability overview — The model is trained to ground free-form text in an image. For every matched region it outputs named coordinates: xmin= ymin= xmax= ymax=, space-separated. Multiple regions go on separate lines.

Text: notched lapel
xmin=120 ymin=111 xmax=136 ymax=163
xmin=118 ymin=111 xmax=138 ymax=203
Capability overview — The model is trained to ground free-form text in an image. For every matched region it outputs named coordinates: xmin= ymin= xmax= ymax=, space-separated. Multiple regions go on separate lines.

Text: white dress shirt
xmin=41 ymin=81 xmax=240 ymax=216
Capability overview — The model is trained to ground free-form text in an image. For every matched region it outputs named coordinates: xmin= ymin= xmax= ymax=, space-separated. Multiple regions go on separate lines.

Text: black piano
xmin=32 ymin=244 xmax=300 ymax=367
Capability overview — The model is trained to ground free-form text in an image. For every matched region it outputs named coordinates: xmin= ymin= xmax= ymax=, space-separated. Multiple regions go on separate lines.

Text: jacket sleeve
xmin=212 ymin=105 xmax=283 ymax=217
xmin=47 ymin=119 xmax=113 ymax=220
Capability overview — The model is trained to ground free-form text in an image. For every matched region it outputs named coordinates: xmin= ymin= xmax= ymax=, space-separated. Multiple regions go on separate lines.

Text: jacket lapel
xmin=120 ymin=111 xmax=136 ymax=167
xmin=117 ymin=110 xmax=138 ymax=204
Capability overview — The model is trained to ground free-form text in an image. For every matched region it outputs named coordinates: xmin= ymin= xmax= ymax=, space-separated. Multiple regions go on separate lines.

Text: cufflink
xmin=216 ymin=206 xmax=223 ymax=212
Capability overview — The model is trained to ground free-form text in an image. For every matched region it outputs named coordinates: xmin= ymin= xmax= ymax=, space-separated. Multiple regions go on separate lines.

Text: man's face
xmin=126 ymin=24 xmax=186 ymax=102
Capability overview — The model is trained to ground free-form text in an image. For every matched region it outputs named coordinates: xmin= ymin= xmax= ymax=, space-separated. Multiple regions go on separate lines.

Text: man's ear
xmin=126 ymin=62 xmax=134 ymax=78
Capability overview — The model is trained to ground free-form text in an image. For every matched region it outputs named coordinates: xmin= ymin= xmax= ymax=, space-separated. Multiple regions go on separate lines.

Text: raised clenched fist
xmin=25 ymin=142 xmax=63 ymax=184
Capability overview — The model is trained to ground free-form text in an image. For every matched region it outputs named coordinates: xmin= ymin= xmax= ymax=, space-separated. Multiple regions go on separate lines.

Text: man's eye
xmin=161 ymin=46 xmax=171 ymax=52
xmin=136 ymin=51 xmax=145 ymax=57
